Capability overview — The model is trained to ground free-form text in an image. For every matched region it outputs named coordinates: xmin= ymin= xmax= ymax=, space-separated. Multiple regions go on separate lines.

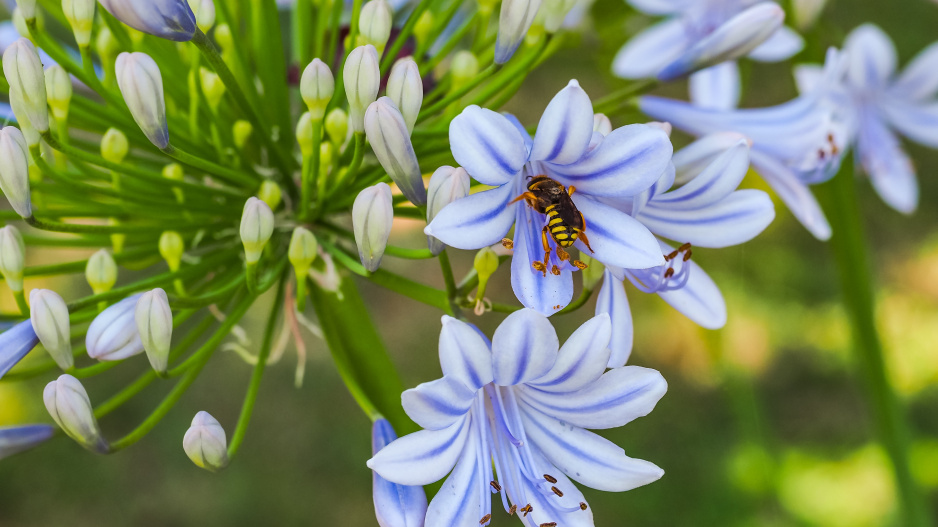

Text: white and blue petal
xmin=638 ymin=189 xmax=775 ymax=248
xmin=518 ymin=448 xmax=594 ymax=527
xmin=501 ymin=112 xmax=534 ymax=155
xmin=0 ymin=320 xmax=39 ymax=380
xmin=572 ymin=195 xmax=665 ymax=269
xmin=492 ymin=308 xmax=559 ymax=386
xmin=844 ymin=24 xmax=896 ymax=92
xmin=423 ymin=419 xmax=482 ymax=527
xmin=510 ymin=206 xmax=574 ymax=315
xmin=612 ymin=18 xmax=690 ymax=79
xmin=881 ymin=99 xmax=938 ymax=149
xmin=857 ymin=113 xmax=919 ymax=214
xmin=655 ymin=257 xmax=727 ymax=329
xmin=527 ymin=313 xmax=611 ymax=392
xmin=749 ymin=151 xmax=831 ymax=240
xmin=372 ymin=419 xmax=430 ymax=527
xmin=0 ymin=424 xmax=54 ymax=460
xmin=424 ymin=184 xmax=517 ymax=250
xmin=402 ymin=377 xmax=477 ymax=431
xmin=689 ymin=62 xmax=741 ymax=111
xmin=653 ymin=138 xmax=751 ymax=209
xmin=747 ymin=25 xmax=804 ymax=62
xmin=672 ymin=132 xmax=750 ymax=184
xmin=891 ymin=41 xmax=938 ymax=101
xmin=531 ymin=80 xmax=595 ymax=165
xmin=595 ymin=269 xmax=634 ymax=368
xmin=367 ymin=416 xmax=471 ymax=486
xmin=449 ymin=106 xmax=528 ymax=186
xmin=438 ymin=316 xmax=495 ymax=390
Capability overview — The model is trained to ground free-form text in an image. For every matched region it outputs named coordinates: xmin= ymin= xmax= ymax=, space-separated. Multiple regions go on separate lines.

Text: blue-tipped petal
xmin=402 ymin=377 xmax=476 ymax=431
xmin=367 ymin=416 xmax=471 ymax=486
xmin=423 ymin=421 xmax=481 ymax=527
xmin=672 ymin=132 xmax=750 ymax=184
xmin=572 ymin=195 xmax=665 ymax=270
xmin=750 ymin=151 xmax=831 ymax=240
xmin=844 ymin=24 xmax=896 ymax=92
xmin=612 ymin=18 xmax=689 ymax=79
xmin=501 ymin=112 xmax=534 ymax=155
xmin=492 ymin=308 xmax=559 ymax=386
xmin=857 ymin=113 xmax=919 ymax=214
xmin=0 ymin=424 xmax=54 ymax=460
xmin=510 ymin=206 xmax=574 ymax=315
xmin=656 ymin=256 xmax=727 ymax=329
xmin=747 ymin=25 xmax=804 ymax=62
xmin=372 ymin=419 xmax=429 ymax=527
xmin=531 ymin=80 xmax=594 ymax=165
xmin=891 ymin=41 xmax=938 ymax=101
xmin=689 ymin=62 xmax=741 ymax=111
xmin=0 ymin=320 xmax=39 ymax=380
xmin=424 ymin=184 xmax=516 ymax=250
xmin=438 ymin=316 xmax=494 ymax=390
xmin=449 ymin=106 xmax=528 ymax=186
xmin=528 ymin=313 xmax=611 ymax=392
xmin=652 ymin=139 xmax=751 ymax=210
xmin=98 ymin=0 xmax=197 ymax=42
xmin=638 ymin=190 xmax=775 ymax=248
xmin=595 ymin=269 xmax=633 ymax=368
xmin=518 ymin=366 xmax=667 ymax=430
xmin=517 ymin=448 xmax=594 ymax=527
xmin=881 ymin=99 xmax=938 ymax=149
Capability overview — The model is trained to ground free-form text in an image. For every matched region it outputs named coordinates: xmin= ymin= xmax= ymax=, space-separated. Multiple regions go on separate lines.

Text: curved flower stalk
xmin=369 ymin=310 xmax=666 ymax=527
xmin=595 ymin=132 xmax=775 ymax=367
xmin=426 ymin=80 xmax=672 ymax=315
xmin=614 ymin=1 xmax=803 ymax=110
xmin=639 ymin=48 xmax=848 ymax=240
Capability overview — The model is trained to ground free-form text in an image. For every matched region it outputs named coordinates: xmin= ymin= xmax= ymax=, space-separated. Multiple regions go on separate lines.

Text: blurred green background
xmin=3 ymin=0 xmax=938 ymax=525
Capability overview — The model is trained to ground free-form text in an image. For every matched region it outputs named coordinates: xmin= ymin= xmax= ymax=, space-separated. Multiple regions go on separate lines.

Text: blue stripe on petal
xmin=572 ymin=195 xmax=665 ymax=270
xmin=527 ymin=313 xmax=611 ymax=392
xmin=424 ymin=421 xmax=482 ymax=527
xmin=367 ymin=416 xmax=471 ymax=486
xmin=750 ymin=151 xmax=831 ymax=240
xmin=492 ymin=309 xmax=559 ymax=386
xmin=402 ymin=377 xmax=477 ymax=431
xmin=0 ymin=320 xmax=39 ymax=380
xmin=596 ymin=269 xmax=634 ymax=368
xmin=509 ymin=205 xmax=574 ymax=315
xmin=424 ymin=184 xmax=517 ymax=250
xmin=450 ymin=106 xmax=528 ymax=186
xmin=638 ymin=189 xmax=775 ymax=248
xmin=531 ymin=80 xmax=594 ymax=166
xmin=0 ymin=424 xmax=55 ymax=460
xmin=372 ymin=419 xmax=430 ymax=527
xmin=438 ymin=317 xmax=494 ymax=390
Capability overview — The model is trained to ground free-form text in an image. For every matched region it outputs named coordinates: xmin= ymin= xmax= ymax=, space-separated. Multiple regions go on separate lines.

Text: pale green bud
xmin=162 ymin=163 xmax=184 ymax=181
xmin=15 ymin=0 xmax=36 ymax=21
xmin=495 ymin=0 xmax=542 ymax=64
xmin=183 ymin=411 xmax=228 ymax=472
xmin=386 ymin=57 xmax=422 ymax=135
xmin=30 ymin=289 xmax=73 ymax=370
xmin=343 ymin=45 xmax=380 ymax=133
xmin=43 ymin=374 xmax=109 ymax=453
xmin=413 ymin=11 xmax=434 ymax=49
xmin=0 ymin=127 xmax=33 ymax=218
xmin=135 ymin=288 xmax=172 ymax=373
xmin=101 ymin=128 xmax=129 ymax=164
xmin=12 ymin=8 xmax=31 ymax=41
xmin=300 ymin=59 xmax=335 ymax=120
xmin=199 ymin=66 xmax=226 ymax=111
xmin=579 ymin=254 xmax=604 ymax=290
xmin=319 ymin=142 xmax=334 ymax=173
xmin=159 ymin=231 xmax=185 ymax=272
xmin=116 ymin=52 xmax=169 ymax=149
xmin=0 ymin=226 xmax=25 ymax=293
xmin=352 ymin=183 xmax=393 ymax=272
xmin=478 ymin=0 xmax=497 ymax=15
xmin=325 ymin=108 xmax=349 ymax=147
xmin=296 ymin=112 xmax=314 ymax=158
xmin=4 ymin=38 xmax=50 ymax=134
xmin=214 ymin=23 xmax=233 ymax=50
xmin=541 ymin=0 xmax=577 ymax=33
xmin=45 ymin=65 xmax=73 ymax=122
xmin=474 ymin=247 xmax=499 ymax=283
xmin=240 ymin=197 xmax=274 ymax=265
xmin=85 ymin=249 xmax=118 ymax=294
xmin=793 ymin=0 xmax=827 ymax=31
xmin=288 ymin=227 xmax=318 ymax=274
xmin=9 ymin=92 xmax=39 ymax=150
xmin=62 ymin=0 xmax=96 ymax=47
xmin=233 ymin=120 xmax=253 ymax=149
xmin=450 ymin=51 xmax=479 ymax=89
xmin=257 ymin=180 xmax=282 ymax=210
xmin=426 ymin=166 xmax=469 ymax=255
xmin=359 ymin=0 xmax=393 ymax=53
xmin=109 ymin=218 xmax=126 ymax=254
xmin=364 ymin=97 xmax=427 ymax=206
xmin=95 ymin=27 xmax=119 ymax=64
xmin=187 ymin=0 xmax=216 ymax=33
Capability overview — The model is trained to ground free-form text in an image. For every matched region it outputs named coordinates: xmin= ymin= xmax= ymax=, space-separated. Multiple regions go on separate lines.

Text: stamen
xmin=502 ymin=238 xmax=514 ymax=250
xmin=490 ymin=481 xmax=501 ymax=492
xmin=543 ymin=474 xmax=557 ymax=484
xmin=683 ymin=249 xmax=692 ymax=262
xmin=540 ymin=523 xmax=557 ymax=527
xmin=678 ymin=243 xmax=692 ymax=252
xmin=479 ymin=514 xmax=491 ymax=525
xmin=550 ymin=265 xmax=560 ymax=276
xmin=551 ymin=486 xmax=563 ymax=497
xmin=522 ymin=504 xmax=533 ymax=517
xmin=580 ymin=502 xmax=589 ymax=510
xmin=665 ymin=250 xmax=679 ymax=261
xmin=509 ymin=505 xmax=518 ymax=516
xmin=664 ymin=268 xmax=675 ymax=279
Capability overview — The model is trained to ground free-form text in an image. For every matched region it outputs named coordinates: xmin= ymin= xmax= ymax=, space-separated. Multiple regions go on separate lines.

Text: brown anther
xmin=573 ymin=260 xmax=588 ymax=270
xmin=540 ymin=523 xmax=557 ymax=527
xmin=665 ymin=250 xmax=679 ymax=261
xmin=832 ymin=144 xmax=840 ymax=155
xmin=678 ymin=243 xmax=692 ymax=252
xmin=533 ymin=261 xmax=547 ymax=275
xmin=508 ymin=505 xmax=518 ymax=516
xmin=551 ymin=486 xmax=564 ymax=497
xmin=523 ymin=504 xmax=533 ymax=517
xmin=501 ymin=238 xmax=514 ymax=250
xmin=818 ymin=149 xmax=826 ymax=159
xmin=683 ymin=249 xmax=693 ymax=261
xmin=556 ymin=247 xmax=570 ymax=261
xmin=490 ymin=481 xmax=501 ymax=492
xmin=550 ymin=265 xmax=561 ymax=276
xmin=580 ymin=502 xmax=588 ymax=510
xmin=664 ymin=267 xmax=675 ymax=279
xmin=543 ymin=474 xmax=558 ymax=484
xmin=479 ymin=514 xmax=491 ymax=525
xmin=827 ymin=133 xmax=835 ymax=143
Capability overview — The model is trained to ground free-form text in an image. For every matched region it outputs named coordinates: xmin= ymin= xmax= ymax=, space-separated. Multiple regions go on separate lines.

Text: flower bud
xmin=98 ymin=0 xmax=197 ymax=42
xmin=109 ymin=218 xmax=126 ymax=254
xmin=29 ymin=289 xmax=73 ymax=370
xmin=0 ymin=424 xmax=55 ymax=460
xmin=96 ymin=27 xmax=119 ymax=65
xmin=352 ymin=183 xmax=393 ymax=272
xmin=359 ymin=0 xmax=393 ymax=53
xmin=135 ymin=288 xmax=172 ymax=373
xmin=159 ymin=231 xmax=185 ymax=271
xmin=658 ymin=3 xmax=784 ymax=81
xmin=474 ymin=246 xmax=499 ymax=285
xmin=413 ymin=10 xmax=434 ymax=49
xmin=45 ymin=65 xmax=73 ymax=122
xmin=163 ymin=163 xmax=184 ymax=182
xmin=0 ymin=127 xmax=33 ymax=218
xmin=0 ymin=320 xmax=39 ymax=380
xmin=183 ymin=411 xmax=228 ymax=472
xmin=101 ymin=128 xmax=129 ymax=164
xmin=325 ymin=108 xmax=349 ymax=147
xmin=593 ymin=113 xmax=612 ymax=136
xmin=187 ymin=0 xmax=216 ymax=33
xmin=0 ymin=226 xmax=26 ymax=293
xmin=12 ymin=8 xmax=31 ymax=44
xmin=199 ymin=67 xmax=226 ymax=111
xmin=3 ymin=38 xmax=50 ymax=134
xmin=240 ymin=197 xmax=274 ymax=265
xmin=43 ymin=374 xmax=109 ymax=452
xmin=364 ymin=97 xmax=427 ymax=206
xmin=793 ymin=0 xmax=827 ymax=31
xmin=426 ymin=166 xmax=470 ymax=255
xmin=116 ymin=52 xmax=170 ymax=149
xmin=9 ymin=92 xmax=40 ymax=149
xmin=258 ymin=180 xmax=282 ymax=210
xmin=386 ymin=57 xmax=422 ymax=135
xmin=343 ymin=45 xmax=380 ymax=133
xmin=214 ymin=23 xmax=233 ymax=50
xmin=296 ymin=112 xmax=314 ymax=157
xmin=371 ymin=418 xmax=429 ymax=527
xmin=450 ymin=51 xmax=479 ymax=89
xmin=320 ymin=142 xmax=334 ymax=173
xmin=301 ymin=59 xmax=335 ymax=120
xmin=579 ymin=253 xmax=604 ymax=290
xmin=15 ymin=0 xmax=36 ymax=21
xmin=494 ymin=0 xmax=542 ymax=64
xmin=541 ymin=0 xmax=577 ymax=32
xmin=62 ymin=0 xmax=96 ymax=47
xmin=233 ymin=120 xmax=253 ymax=149
xmin=86 ymin=294 xmax=144 ymax=361
xmin=86 ymin=249 xmax=118 ymax=294
xmin=288 ymin=227 xmax=318 ymax=275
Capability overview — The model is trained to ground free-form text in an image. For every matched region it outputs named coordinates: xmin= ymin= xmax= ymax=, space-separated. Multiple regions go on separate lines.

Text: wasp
xmin=510 ymin=175 xmax=593 ymax=276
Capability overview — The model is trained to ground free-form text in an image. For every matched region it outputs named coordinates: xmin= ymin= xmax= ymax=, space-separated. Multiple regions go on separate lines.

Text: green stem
xmin=162 ymin=144 xmax=258 ymax=188
xmin=815 ymin=155 xmax=932 ymax=527
xmin=557 ymin=286 xmax=593 ymax=315
xmin=418 ymin=62 xmax=500 ymax=121
xmin=380 ymin=0 xmax=435 ymax=72
xmin=12 ymin=290 xmax=29 ymax=316
xmin=592 ymin=79 xmax=658 ymax=115
xmin=301 ymin=121 xmax=323 ymax=219
xmin=438 ymin=249 xmax=460 ymax=316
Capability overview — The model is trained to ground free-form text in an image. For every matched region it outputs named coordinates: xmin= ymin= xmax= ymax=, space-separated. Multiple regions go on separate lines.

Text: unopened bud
xmin=593 ymin=113 xmax=612 ymax=136
xmin=0 ymin=226 xmax=26 ymax=293
xmin=135 ymin=288 xmax=172 ymax=373
xmin=289 ymin=227 xmax=318 ymax=275
xmin=344 ymin=45 xmax=380 ymax=133
xmin=325 ymin=108 xmax=349 ymax=147
xmin=15 ymin=0 xmax=37 ymax=21
xmin=183 ymin=411 xmax=228 ymax=472
xmin=240 ymin=197 xmax=274 ymax=265
xmin=86 ymin=249 xmax=118 ymax=294
xmin=116 ymin=52 xmax=170 ymax=149
xmin=413 ymin=11 xmax=434 ymax=49
xmin=101 ymin=128 xmax=129 ymax=164
xmin=109 ymin=218 xmax=126 ymax=254
xmin=296 ymin=112 xmax=314 ymax=157
xmin=0 ymin=127 xmax=33 ymax=218
xmin=214 ymin=23 xmax=233 ymax=50
xmin=793 ymin=0 xmax=827 ymax=31
xmin=474 ymin=246 xmax=499 ymax=285
xmin=43 ymin=374 xmax=108 ymax=452
xmin=163 ymin=163 xmax=184 ymax=182
xmin=386 ymin=57 xmax=422 ymax=135
xmin=320 ymin=142 xmax=334 ymax=173
xmin=364 ymin=97 xmax=427 ymax=206
xmin=159 ymin=231 xmax=185 ymax=272
xmin=258 ymin=180 xmax=282 ymax=210
xmin=426 ymin=166 xmax=470 ymax=255
xmin=29 ymin=289 xmax=73 ymax=370
xmin=541 ymin=0 xmax=577 ymax=33
xmin=353 ymin=183 xmax=393 ymax=272
xmin=86 ymin=294 xmax=144 ymax=361
xmin=451 ymin=51 xmax=479 ymax=90
xmin=359 ymin=0 xmax=393 ymax=53
xmin=199 ymin=67 xmax=226 ymax=111
xmin=12 ymin=8 xmax=31 ymax=43
xmin=3 ymin=38 xmax=49 ymax=134
xmin=233 ymin=120 xmax=253 ymax=149
xmin=45 ymin=65 xmax=73 ymax=122
xmin=98 ymin=0 xmax=197 ymax=42
xmin=9 ymin=92 xmax=40 ymax=149
xmin=95 ymin=27 xmax=119 ymax=64
xmin=301 ymin=59 xmax=335 ymax=120
xmin=62 ymin=0 xmax=96 ymax=47
xmin=187 ymin=0 xmax=216 ymax=33
xmin=494 ymin=0 xmax=542 ymax=64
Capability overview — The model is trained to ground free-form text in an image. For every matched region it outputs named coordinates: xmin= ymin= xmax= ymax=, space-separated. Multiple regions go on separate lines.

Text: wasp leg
xmin=577 ymin=230 xmax=594 ymax=253
xmin=532 ymin=226 xmax=552 ymax=277
xmin=568 ymin=185 xmax=577 ymax=196
xmin=556 ymin=246 xmax=570 ymax=261
xmin=510 ymin=191 xmax=539 ymax=208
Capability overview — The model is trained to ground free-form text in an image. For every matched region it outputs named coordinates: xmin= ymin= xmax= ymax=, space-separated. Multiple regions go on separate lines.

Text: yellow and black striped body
xmin=545 ymin=204 xmax=578 ymax=247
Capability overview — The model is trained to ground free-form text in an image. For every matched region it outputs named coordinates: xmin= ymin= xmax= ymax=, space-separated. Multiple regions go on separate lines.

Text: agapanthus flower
xmin=426 ymin=80 xmax=672 ymax=315
xmin=640 ymin=48 xmax=848 ymax=240
xmin=614 ymin=0 xmax=803 ymax=110
xmin=0 ymin=424 xmax=55 ymax=460
xmin=596 ymin=132 xmax=775 ymax=367
xmin=368 ymin=309 xmax=666 ymax=527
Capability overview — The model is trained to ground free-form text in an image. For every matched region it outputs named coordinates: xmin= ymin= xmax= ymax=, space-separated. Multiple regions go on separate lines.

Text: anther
xmin=543 ymin=474 xmax=557 ymax=483
xmin=480 ymin=514 xmax=491 ymax=525
xmin=550 ymin=265 xmax=560 ymax=276
xmin=508 ymin=505 xmax=518 ymax=516
xmin=580 ymin=502 xmax=588 ymax=510
xmin=501 ymin=238 xmax=514 ymax=250
xmin=665 ymin=250 xmax=679 ymax=261
xmin=551 ymin=486 xmax=564 ymax=497
xmin=523 ymin=504 xmax=533 ymax=517
xmin=540 ymin=523 xmax=557 ymax=527
xmin=664 ymin=267 xmax=675 ymax=279
xmin=490 ymin=481 xmax=501 ymax=492
xmin=573 ymin=260 xmax=588 ymax=270
xmin=678 ymin=243 xmax=691 ymax=252
xmin=683 ymin=249 xmax=692 ymax=261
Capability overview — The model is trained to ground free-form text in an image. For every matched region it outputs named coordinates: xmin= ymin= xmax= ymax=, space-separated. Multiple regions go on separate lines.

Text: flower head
xmin=368 ymin=310 xmax=666 ymax=526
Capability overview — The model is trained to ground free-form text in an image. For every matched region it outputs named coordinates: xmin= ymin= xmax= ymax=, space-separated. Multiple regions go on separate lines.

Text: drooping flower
xmin=595 ymin=132 xmax=775 ymax=367
xmin=116 ymin=52 xmax=170 ymax=149
xmin=426 ymin=80 xmax=672 ymax=315
xmin=0 ymin=320 xmax=39 ymax=380
xmin=371 ymin=418 xmax=429 ymax=527
xmin=614 ymin=0 xmax=803 ymax=110
xmin=98 ymin=0 xmax=197 ymax=42
xmin=640 ymin=48 xmax=848 ymax=240
xmin=0 ymin=424 xmax=55 ymax=460
xmin=368 ymin=309 xmax=666 ymax=527
xmin=43 ymin=374 xmax=109 ymax=453
xmin=183 ymin=411 xmax=228 ymax=472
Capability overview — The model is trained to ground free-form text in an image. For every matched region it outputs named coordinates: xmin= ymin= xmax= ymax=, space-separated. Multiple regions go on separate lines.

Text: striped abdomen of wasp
xmin=510 ymin=175 xmax=594 ymax=276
